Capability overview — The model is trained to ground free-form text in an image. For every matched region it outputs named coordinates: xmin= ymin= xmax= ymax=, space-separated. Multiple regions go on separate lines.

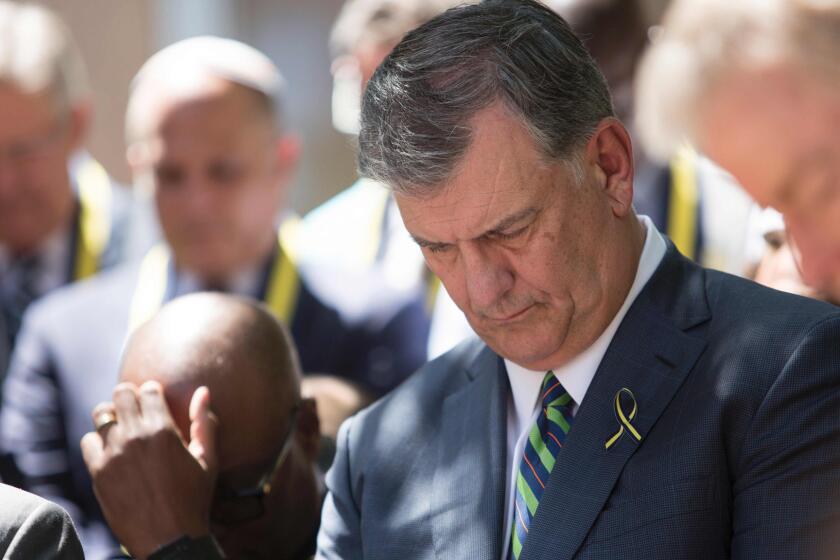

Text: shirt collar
xmin=505 ymin=215 xmax=667 ymax=422
xmin=173 ymin=262 xmax=264 ymax=299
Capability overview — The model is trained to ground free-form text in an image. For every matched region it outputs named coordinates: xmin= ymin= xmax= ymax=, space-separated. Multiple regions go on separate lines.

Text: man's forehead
xmin=699 ymin=66 xmax=830 ymax=207
xmin=394 ymin=105 xmax=554 ymax=243
xmin=396 ymin=187 xmax=540 ymax=243
xmin=139 ymin=79 xmax=273 ymax=146
xmin=0 ymin=85 xmax=58 ymax=135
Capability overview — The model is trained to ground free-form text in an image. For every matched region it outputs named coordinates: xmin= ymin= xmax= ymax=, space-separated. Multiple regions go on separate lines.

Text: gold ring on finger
xmin=94 ymin=411 xmax=118 ymax=432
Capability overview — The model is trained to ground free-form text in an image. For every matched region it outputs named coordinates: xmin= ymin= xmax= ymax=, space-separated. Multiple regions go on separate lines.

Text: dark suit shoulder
xmin=0 ymin=484 xmax=84 ymax=559
xmin=343 ymin=337 xmax=485 ymax=454
xmin=643 ymin=254 xmax=840 ymax=411
xmin=704 ymin=267 xmax=839 ymax=327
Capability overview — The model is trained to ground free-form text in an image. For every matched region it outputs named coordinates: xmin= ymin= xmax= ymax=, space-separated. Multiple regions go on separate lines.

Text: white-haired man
xmin=636 ymin=0 xmax=840 ymax=299
xmin=298 ymin=0 xmax=476 ymax=363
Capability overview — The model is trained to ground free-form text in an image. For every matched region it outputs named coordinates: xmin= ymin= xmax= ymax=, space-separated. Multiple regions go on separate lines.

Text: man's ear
xmin=584 ymin=117 xmax=634 ymax=217
xmin=66 ymin=101 xmax=92 ymax=153
xmin=295 ymin=397 xmax=321 ymax=462
xmin=273 ymin=134 xmax=300 ymax=182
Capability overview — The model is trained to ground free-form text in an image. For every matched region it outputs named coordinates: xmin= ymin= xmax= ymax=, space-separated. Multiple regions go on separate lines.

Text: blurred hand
xmin=81 ymin=381 xmax=219 ymax=559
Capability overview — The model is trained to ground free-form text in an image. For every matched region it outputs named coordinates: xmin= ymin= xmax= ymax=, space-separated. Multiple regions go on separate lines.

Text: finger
xmin=91 ymin=402 xmax=118 ymax=437
xmin=80 ymin=431 xmax=106 ymax=473
xmin=187 ymin=386 xmax=219 ymax=477
xmin=112 ymin=383 xmax=143 ymax=435
xmin=137 ymin=380 xmax=175 ymax=432
xmin=91 ymin=401 xmax=116 ymax=425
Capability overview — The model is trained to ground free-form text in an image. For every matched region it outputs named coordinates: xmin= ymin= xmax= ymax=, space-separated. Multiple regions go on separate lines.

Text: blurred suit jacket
xmin=0 ymin=483 xmax=83 ymax=559
xmin=318 ymin=245 xmax=840 ymax=560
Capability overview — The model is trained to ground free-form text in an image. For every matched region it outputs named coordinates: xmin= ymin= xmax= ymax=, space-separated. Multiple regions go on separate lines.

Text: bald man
xmin=83 ymin=293 xmax=321 ymax=560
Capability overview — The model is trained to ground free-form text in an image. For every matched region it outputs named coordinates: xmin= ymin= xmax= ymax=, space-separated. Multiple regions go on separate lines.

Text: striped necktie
xmin=510 ymin=371 xmax=575 ymax=559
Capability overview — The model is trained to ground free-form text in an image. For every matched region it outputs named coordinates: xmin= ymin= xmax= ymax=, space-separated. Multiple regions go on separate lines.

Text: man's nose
xmin=0 ymin=157 xmax=21 ymax=198
xmin=165 ymin=177 xmax=214 ymax=217
xmin=785 ymin=216 xmax=838 ymax=289
xmin=461 ymin=242 xmax=515 ymax=312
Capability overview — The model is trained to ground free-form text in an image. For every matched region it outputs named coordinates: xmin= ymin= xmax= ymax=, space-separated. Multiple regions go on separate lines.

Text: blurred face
xmin=331 ymin=40 xmax=395 ymax=135
xmin=753 ymin=230 xmax=834 ymax=302
xmin=207 ymin=401 xmax=320 ymax=560
xmin=138 ymin=81 xmax=295 ymax=281
xmin=396 ymin=106 xmax=640 ymax=371
xmin=699 ymin=65 xmax=840 ymax=293
xmin=0 ymin=85 xmax=79 ymax=254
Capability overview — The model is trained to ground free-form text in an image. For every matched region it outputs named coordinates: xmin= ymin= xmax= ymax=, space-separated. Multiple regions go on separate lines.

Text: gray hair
xmin=125 ymin=36 xmax=287 ymax=148
xmin=635 ymin=0 xmax=840 ymax=162
xmin=358 ymin=0 xmax=614 ymax=196
xmin=0 ymin=1 xmax=90 ymax=114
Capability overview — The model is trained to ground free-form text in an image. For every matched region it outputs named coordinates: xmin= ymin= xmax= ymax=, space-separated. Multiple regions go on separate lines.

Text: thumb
xmin=187 ymin=386 xmax=219 ymax=478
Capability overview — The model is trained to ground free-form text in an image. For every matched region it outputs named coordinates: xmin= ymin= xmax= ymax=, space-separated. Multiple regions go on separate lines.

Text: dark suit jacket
xmin=0 ymin=253 xmax=420 ymax=559
xmin=318 ymin=246 xmax=840 ymax=559
xmin=0 ymin=483 xmax=83 ymax=559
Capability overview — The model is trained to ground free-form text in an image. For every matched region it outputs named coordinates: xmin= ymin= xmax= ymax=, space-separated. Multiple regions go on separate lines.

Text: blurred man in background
xmin=0 ymin=1 xmax=129 ymax=379
xmin=298 ymin=0 xmax=476 ymax=364
xmin=83 ymin=294 xmax=322 ymax=560
xmin=549 ymin=0 xmax=754 ymax=275
xmin=636 ymin=0 xmax=840 ymax=301
xmin=745 ymin=207 xmax=839 ymax=304
xmin=0 ymin=36 xmax=408 ymax=558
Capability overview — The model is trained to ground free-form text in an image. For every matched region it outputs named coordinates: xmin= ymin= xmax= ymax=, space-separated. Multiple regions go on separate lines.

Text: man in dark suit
xmin=0 ymin=36 xmax=423 ymax=559
xmin=0 ymin=483 xmax=84 ymax=559
xmin=73 ymin=1 xmax=840 ymax=559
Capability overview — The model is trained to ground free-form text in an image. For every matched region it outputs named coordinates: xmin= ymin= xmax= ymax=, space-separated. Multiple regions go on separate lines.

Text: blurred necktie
xmin=1 ymin=255 xmax=41 ymax=351
xmin=510 ymin=371 xmax=574 ymax=560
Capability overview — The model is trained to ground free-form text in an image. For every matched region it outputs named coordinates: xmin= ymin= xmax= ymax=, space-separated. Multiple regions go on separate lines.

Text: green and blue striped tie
xmin=510 ymin=371 xmax=574 ymax=559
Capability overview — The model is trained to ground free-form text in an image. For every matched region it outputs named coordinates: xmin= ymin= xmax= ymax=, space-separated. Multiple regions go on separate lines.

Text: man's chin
xmin=482 ymin=336 xmax=557 ymax=370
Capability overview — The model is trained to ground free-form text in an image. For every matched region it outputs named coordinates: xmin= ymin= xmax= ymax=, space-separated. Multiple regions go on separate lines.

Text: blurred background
xmin=41 ymin=0 xmax=669 ymax=213
xmin=41 ymin=0 xmax=355 ymax=213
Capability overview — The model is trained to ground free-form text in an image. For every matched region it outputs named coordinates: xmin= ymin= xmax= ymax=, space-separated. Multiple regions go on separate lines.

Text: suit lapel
xmin=521 ymin=247 xmax=710 ymax=560
xmin=431 ymin=345 xmax=508 ymax=560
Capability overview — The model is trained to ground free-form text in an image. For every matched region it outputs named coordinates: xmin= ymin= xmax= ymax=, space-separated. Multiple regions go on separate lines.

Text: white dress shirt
xmin=172 ymin=264 xmax=264 ymax=299
xmin=499 ymin=216 xmax=666 ymax=559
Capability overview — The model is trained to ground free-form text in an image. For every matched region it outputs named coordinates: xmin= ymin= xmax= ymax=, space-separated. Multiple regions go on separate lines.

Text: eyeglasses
xmin=0 ymin=118 xmax=68 ymax=169
xmin=210 ymin=402 xmax=300 ymax=526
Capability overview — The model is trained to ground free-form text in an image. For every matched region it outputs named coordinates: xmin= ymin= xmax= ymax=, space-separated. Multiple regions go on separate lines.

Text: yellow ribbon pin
xmin=605 ymin=388 xmax=642 ymax=450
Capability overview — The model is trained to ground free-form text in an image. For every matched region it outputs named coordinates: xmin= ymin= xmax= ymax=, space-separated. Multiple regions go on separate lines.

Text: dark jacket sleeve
xmin=0 ymin=310 xmax=105 ymax=552
xmin=316 ymin=416 xmax=364 ymax=560
xmin=0 ymin=484 xmax=84 ymax=560
xmin=732 ymin=314 xmax=840 ymax=559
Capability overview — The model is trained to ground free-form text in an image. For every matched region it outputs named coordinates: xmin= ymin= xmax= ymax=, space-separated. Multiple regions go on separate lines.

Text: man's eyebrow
xmin=410 ymin=234 xmax=448 ymax=249
xmin=484 ymin=207 xmax=538 ymax=236
xmin=409 ymin=207 xmax=538 ymax=248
